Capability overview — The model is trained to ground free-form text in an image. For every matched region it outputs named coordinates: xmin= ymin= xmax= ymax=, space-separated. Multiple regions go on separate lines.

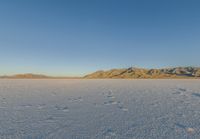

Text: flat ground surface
xmin=0 ymin=79 xmax=200 ymax=139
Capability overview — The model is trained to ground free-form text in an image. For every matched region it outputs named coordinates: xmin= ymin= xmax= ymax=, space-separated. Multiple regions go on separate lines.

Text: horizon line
xmin=1 ymin=66 xmax=200 ymax=77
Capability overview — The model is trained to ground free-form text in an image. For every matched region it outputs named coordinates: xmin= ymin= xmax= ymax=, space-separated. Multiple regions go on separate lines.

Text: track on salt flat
xmin=0 ymin=79 xmax=200 ymax=139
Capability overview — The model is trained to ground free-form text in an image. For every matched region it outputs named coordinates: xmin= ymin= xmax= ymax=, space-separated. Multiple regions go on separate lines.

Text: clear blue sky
xmin=0 ymin=0 xmax=200 ymax=76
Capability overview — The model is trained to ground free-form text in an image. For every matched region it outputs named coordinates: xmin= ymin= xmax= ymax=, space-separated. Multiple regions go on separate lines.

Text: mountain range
xmin=0 ymin=73 xmax=79 ymax=79
xmin=84 ymin=67 xmax=200 ymax=79
xmin=0 ymin=67 xmax=200 ymax=79
xmin=0 ymin=74 xmax=50 ymax=79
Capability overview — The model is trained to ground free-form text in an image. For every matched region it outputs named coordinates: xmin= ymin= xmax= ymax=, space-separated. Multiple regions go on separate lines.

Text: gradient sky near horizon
xmin=0 ymin=0 xmax=200 ymax=76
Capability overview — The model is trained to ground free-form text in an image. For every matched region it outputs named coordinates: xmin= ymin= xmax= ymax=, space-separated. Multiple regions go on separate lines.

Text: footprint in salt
xmin=1 ymin=97 xmax=7 ymax=104
xmin=77 ymin=96 xmax=83 ymax=101
xmin=51 ymin=91 xmax=57 ymax=96
xmin=37 ymin=104 xmax=46 ymax=109
xmin=175 ymin=123 xmax=195 ymax=134
xmin=68 ymin=97 xmax=83 ymax=102
xmin=172 ymin=91 xmax=182 ymax=95
xmin=103 ymin=128 xmax=117 ymax=139
xmin=178 ymin=88 xmax=187 ymax=92
xmin=20 ymin=104 xmax=33 ymax=108
xmin=107 ymin=95 xmax=115 ymax=99
xmin=107 ymin=91 xmax=115 ymax=98
xmin=117 ymin=104 xmax=128 ymax=112
xmin=175 ymin=123 xmax=186 ymax=129
xmin=121 ymin=108 xmax=129 ymax=112
xmin=45 ymin=116 xmax=55 ymax=122
xmin=103 ymin=102 xmax=110 ymax=106
xmin=62 ymin=106 xmax=69 ymax=112
xmin=103 ymin=101 xmax=118 ymax=106
xmin=55 ymin=105 xmax=69 ymax=112
xmin=192 ymin=93 xmax=200 ymax=98
xmin=103 ymin=90 xmax=115 ymax=99
xmin=150 ymin=101 xmax=159 ymax=107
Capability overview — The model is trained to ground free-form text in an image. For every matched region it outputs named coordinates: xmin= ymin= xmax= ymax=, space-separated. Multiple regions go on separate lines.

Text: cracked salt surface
xmin=0 ymin=79 xmax=200 ymax=139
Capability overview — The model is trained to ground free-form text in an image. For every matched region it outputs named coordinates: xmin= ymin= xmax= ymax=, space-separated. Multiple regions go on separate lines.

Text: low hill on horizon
xmin=0 ymin=73 xmax=50 ymax=79
xmin=84 ymin=67 xmax=200 ymax=79
xmin=0 ymin=73 xmax=80 ymax=79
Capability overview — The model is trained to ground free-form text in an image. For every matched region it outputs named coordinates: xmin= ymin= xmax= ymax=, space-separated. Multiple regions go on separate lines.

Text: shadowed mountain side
xmin=84 ymin=67 xmax=200 ymax=79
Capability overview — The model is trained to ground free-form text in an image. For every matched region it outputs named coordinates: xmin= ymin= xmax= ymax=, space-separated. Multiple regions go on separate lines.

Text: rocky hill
xmin=84 ymin=67 xmax=200 ymax=79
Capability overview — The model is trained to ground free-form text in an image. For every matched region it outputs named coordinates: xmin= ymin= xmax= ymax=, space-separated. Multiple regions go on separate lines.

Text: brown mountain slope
xmin=84 ymin=67 xmax=200 ymax=79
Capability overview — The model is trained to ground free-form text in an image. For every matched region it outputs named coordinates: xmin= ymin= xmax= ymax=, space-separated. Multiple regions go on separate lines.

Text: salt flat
xmin=0 ymin=79 xmax=200 ymax=139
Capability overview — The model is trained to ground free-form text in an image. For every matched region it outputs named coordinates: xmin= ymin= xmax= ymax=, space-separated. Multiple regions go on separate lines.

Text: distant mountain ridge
xmin=0 ymin=73 xmax=50 ymax=79
xmin=1 ymin=67 xmax=200 ymax=79
xmin=84 ymin=67 xmax=200 ymax=79
xmin=0 ymin=73 xmax=80 ymax=79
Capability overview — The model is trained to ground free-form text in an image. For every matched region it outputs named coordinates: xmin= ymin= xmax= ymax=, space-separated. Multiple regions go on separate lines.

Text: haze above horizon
xmin=0 ymin=0 xmax=200 ymax=76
